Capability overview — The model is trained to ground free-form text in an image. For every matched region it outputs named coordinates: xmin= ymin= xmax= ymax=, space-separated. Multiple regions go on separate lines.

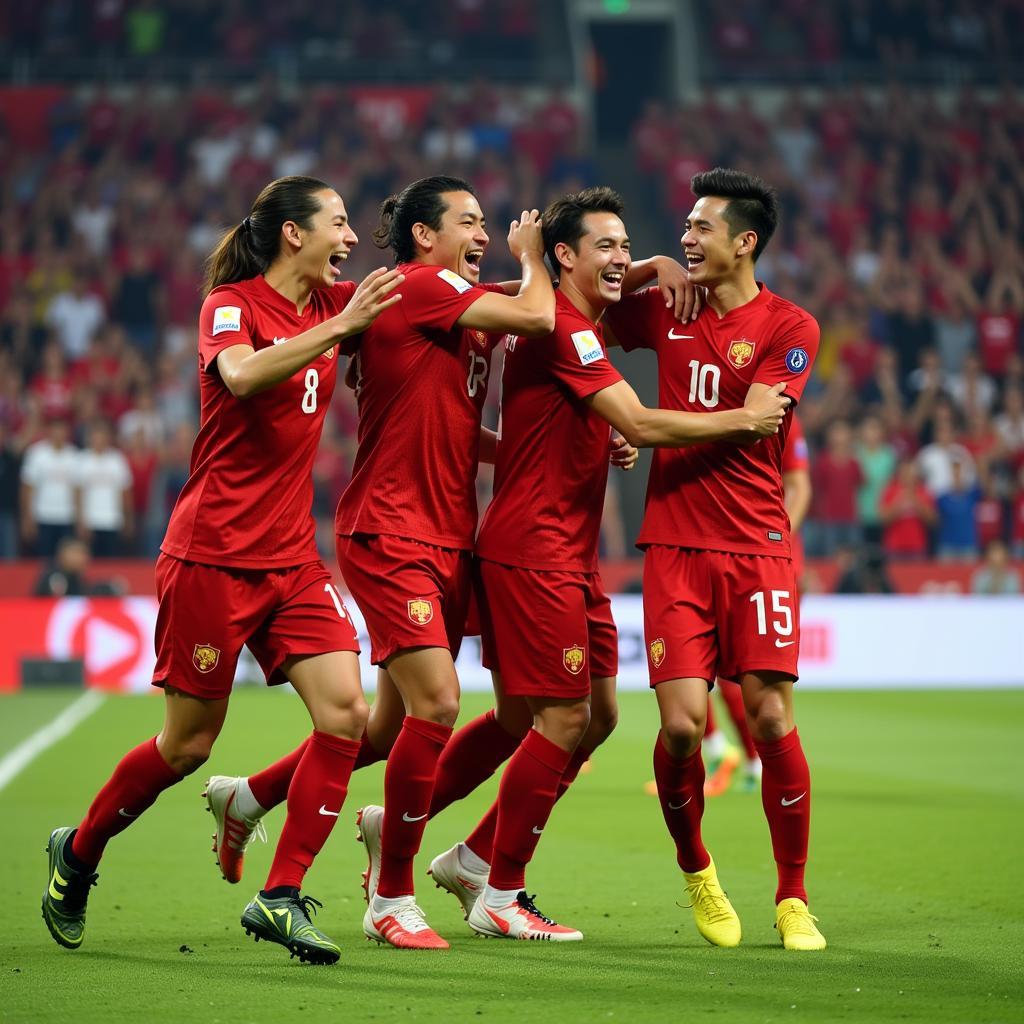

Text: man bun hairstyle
xmin=691 ymin=167 xmax=778 ymax=261
xmin=204 ymin=175 xmax=332 ymax=295
xmin=542 ymin=186 xmax=625 ymax=276
xmin=373 ymin=175 xmax=476 ymax=264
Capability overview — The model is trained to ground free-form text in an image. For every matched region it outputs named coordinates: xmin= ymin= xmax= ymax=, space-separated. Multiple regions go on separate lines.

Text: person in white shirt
xmin=20 ymin=418 xmax=80 ymax=557
xmin=45 ymin=279 xmax=106 ymax=361
xmin=76 ymin=420 xmax=133 ymax=558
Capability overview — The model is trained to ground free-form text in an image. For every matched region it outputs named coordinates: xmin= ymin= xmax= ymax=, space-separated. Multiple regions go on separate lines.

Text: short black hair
xmin=690 ymin=167 xmax=778 ymax=262
xmin=373 ymin=175 xmax=476 ymax=264
xmin=542 ymin=186 xmax=625 ymax=276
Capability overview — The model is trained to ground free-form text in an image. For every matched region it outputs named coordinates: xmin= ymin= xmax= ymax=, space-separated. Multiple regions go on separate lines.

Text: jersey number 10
xmin=687 ymin=360 xmax=721 ymax=409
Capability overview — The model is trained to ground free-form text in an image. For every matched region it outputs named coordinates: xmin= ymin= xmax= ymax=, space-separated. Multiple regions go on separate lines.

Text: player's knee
xmin=563 ymin=701 xmax=592 ymax=746
xmin=162 ymin=734 xmax=215 ymax=776
xmin=661 ymin=714 xmax=703 ymax=757
xmin=312 ymin=694 xmax=370 ymax=739
xmin=588 ymin=703 xmax=618 ymax=747
xmin=424 ymin=693 xmax=461 ymax=729
xmin=751 ymin=705 xmax=789 ymax=743
xmin=494 ymin=704 xmax=531 ymax=739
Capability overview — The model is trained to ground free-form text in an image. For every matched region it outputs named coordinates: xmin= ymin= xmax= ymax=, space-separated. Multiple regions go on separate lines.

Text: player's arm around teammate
xmin=41 ymin=176 xmax=402 ymax=966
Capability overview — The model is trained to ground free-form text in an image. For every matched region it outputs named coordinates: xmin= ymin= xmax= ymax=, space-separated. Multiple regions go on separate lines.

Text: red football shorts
xmin=336 ymin=533 xmax=472 ymax=664
xmin=152 ymin=554 xmax=359 ymax=701
xmin=477 ymin=559 xmax=618 ymax=699
xmin=641 ymin=546 xmax=800 ymax=686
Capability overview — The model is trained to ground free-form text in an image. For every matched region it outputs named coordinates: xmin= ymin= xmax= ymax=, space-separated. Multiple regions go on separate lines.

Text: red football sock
xmin=720 ymin=682 xmax=758 ymax=760
xmin=652 ymin=731 xmax=709 ymax=873
xmin=376 ymin=716 xmax=451 ymax=898
xmin=248 ymin=740 xmax=308 ymax=811
xmin=353 ymin=730 xmax=388 ymax=771
xmin=263 ymin=731 xmax=360 ymax=892
xmin=465 ymin=743 xmax=592 ymax=864
xmin=488 ymin=730 xmax=573 ymax=892
xmin=554 ymin=744 xmax=592 ymax=802
xmin=429 ymin=710 xmax=521 ymax=819
xmin=755 ymin=727 xmax=810 ymax=904
xmin=72 ymin=736 xmax=181 ymax=866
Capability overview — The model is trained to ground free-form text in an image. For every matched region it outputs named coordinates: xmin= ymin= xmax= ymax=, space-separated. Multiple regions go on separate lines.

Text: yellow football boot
xmin=682 ymin=857 xmax=742 ymax=948
xmin=775 ymin=897 xmax=827 ymax=950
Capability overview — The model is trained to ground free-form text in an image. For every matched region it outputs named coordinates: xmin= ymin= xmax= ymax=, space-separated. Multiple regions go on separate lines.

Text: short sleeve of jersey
xmin=547 ymin=323 xmax=623 ymax=400
xmin=403 ymin=267 xmax=503 ymax=334
xmin=198 ymin=286 xmax=253 ymax=374
xmin=753 ymin=310 xmax=820 ymax=404
xmin=781 ymin=414 xmax=809 ymax=472
xmin=603 ymin=288 xmax=665 ymax=352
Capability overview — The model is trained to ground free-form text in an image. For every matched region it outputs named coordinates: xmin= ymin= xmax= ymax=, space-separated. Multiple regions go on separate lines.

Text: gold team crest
xmin=408 ymin=599 xmax=434 ymax=625
xmin=649 ymin=638 xmax=666 ymax=669
xmin=193 ymin=644 xmax=220 ymax=673
xmin=562 ymin=645 xmax=586 ymax=676
xmin=472 ymin=330 xmax=487 ymax=348
xmin=728 ymin=339 xmax=756 ymax=368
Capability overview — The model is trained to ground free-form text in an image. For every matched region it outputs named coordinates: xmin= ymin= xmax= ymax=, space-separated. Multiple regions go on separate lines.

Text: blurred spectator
xmin=935 ymin=459 xmax=981 ymax=560
xmin=76 ymin=419 xmax=133 ymax=558
xmin=20 ymin=417 xmax=79 ymax=557
xmin=974 ymin=472 xmax=1006 ymax=552
xmin=33 ymin=535 xmax=91 ymax=597
xmin=880 ymin=459 xmax=936 ymax=560
xmin=970 ymin=539 xmax=1021 ymax=595
xmin=45 ymin=275 xmax=106 ymax=361
xmin=808 ymin=420 xmax=862 ymax=555
xmin=0 ymin=421 xmax=22 ymax=558
xmin=917 ymin=408 xmax=975 ymax=496
xmin=855 ymin=414 xmax=896 ymax=545
xmin=835 ymin=546 xmax=895 ymax=594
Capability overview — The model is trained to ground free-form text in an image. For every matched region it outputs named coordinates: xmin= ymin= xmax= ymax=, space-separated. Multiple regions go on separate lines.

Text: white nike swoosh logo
xmin=667 ymin=329 xmax=695 ymax=340
xmin=318 ymin=805 xmax=340 ymax=817
xmin=668 ymin=797 xmax=692 ymax=810
xmin=775 ymin=639 xmax=795 ymax=648
xmin=781 ymin=792 xmax=806 ymax=807
xmin=531 ymin=826 xmax=543 ymax=835
xmin=402 ymin=812 xmax=428 ymax=822
xmin=117 ymin=808 xmax=138 ymax=818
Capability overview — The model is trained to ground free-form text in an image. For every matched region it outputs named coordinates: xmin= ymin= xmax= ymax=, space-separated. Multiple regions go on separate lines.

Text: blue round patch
xmin=785 ymin=347 xmax=809 ymax=374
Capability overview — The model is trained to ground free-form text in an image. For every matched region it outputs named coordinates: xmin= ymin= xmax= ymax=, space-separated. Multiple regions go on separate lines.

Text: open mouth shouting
xmin=463 ymin=249 xmax=485 ymax=278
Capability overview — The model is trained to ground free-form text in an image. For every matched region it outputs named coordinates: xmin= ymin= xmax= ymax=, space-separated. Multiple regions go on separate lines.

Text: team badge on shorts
xmin=562 ymin=645 xmax=586 ymax=675
xmin=193 ymin=644 xmax=220 ymax=673
xmin=728 ymin=339 xmax=756 ymax=368
xmin=407 ymin=599 xmax=434 ymax=625
xmin=649 ymin=638 xmax=666 ymax=669
xmin=471 ymin=330 xmax=487 ymax=348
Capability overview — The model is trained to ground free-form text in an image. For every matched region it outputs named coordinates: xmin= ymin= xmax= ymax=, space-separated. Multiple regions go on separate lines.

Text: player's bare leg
xmin=653 ymin=677 xmax=741 ymax=948
xmin=361 ymin=646 xmax=457 ymax=949
xmin=241 ymin=652 xmax=365 ymax=964
xmin=44 ymin=687 xmax=227 ymax=949
xmin=739 ymin=670 xmax=825 ymax=950
xmin=467 ymin=695 xmax=588 ymax=941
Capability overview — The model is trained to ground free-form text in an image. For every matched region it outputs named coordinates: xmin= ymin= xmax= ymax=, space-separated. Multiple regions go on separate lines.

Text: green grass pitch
xmin=2 ymin=688 xmax=1022 ymax=1024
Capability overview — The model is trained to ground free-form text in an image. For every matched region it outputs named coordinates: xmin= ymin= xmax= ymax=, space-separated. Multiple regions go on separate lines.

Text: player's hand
xmin=656 ymin=257 xmax=703 ymax=322
xmin=337 ymin=267 xmax=404 ymax=335
xmin=744 ymin=382 xmax=792 ymax=437
xmin=507 ymin=210 xmax=544 ymax=262
xmin=610 ymin=434 xmax=638 ymax=471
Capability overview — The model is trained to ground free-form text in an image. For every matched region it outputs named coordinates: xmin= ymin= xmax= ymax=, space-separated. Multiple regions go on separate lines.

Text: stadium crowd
xmin=1 ymin=75 xmax=1023 ymax=570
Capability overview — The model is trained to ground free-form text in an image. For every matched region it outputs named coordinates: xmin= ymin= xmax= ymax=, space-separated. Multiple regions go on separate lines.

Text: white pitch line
xmin=0 ymin=690 xmax=106 ymax=794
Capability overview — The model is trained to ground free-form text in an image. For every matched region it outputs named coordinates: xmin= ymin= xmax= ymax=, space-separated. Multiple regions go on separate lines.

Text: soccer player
xmin=604 ymin=168 xmax=827 ymax=951
xmin=210 ymin=176 xmax=558 ymax=950
xmin=421 ymin=186 xmax=791 ymax=940
xmin=41 ymin=176 xmax=403 ymax=965
xmin=703 ymin=412 xmax=812 ymax=796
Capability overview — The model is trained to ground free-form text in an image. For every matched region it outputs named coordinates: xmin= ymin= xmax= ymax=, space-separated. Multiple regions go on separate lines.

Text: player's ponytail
xmin=203 ymin=175 xmax=333 ymax=295
xmin=373 ymin=175 xmax=475 ymax=264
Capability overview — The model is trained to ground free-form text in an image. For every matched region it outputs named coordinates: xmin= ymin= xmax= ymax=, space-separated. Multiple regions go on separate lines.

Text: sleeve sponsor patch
xmin=212 ymin=305 xmax=242 ymax=336
xmin=785 ymin=347 xmax=809 ymax=373
xmin=437 ymin=268 xmax=473 ymax=294
xmin=571 ymin=329 xmax=605 ymax=366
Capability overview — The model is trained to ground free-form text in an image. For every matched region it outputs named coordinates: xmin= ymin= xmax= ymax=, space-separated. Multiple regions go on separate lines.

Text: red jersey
xmin=335 ymin=262 xmax=503 ymax=550
xmin=476 ymin=290 xmax=624 ymax=573
xmin=606 ymin=284 xmax=819 ymax=557
xmin=162 ymin=275 xmax=355 ymax=568
xmin=781 ymin=413 xmax=809 ymax=474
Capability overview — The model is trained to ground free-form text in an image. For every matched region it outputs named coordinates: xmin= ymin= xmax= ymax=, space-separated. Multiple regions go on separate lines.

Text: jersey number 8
xmin=302 ymin=368 xmax=319 ymax=414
